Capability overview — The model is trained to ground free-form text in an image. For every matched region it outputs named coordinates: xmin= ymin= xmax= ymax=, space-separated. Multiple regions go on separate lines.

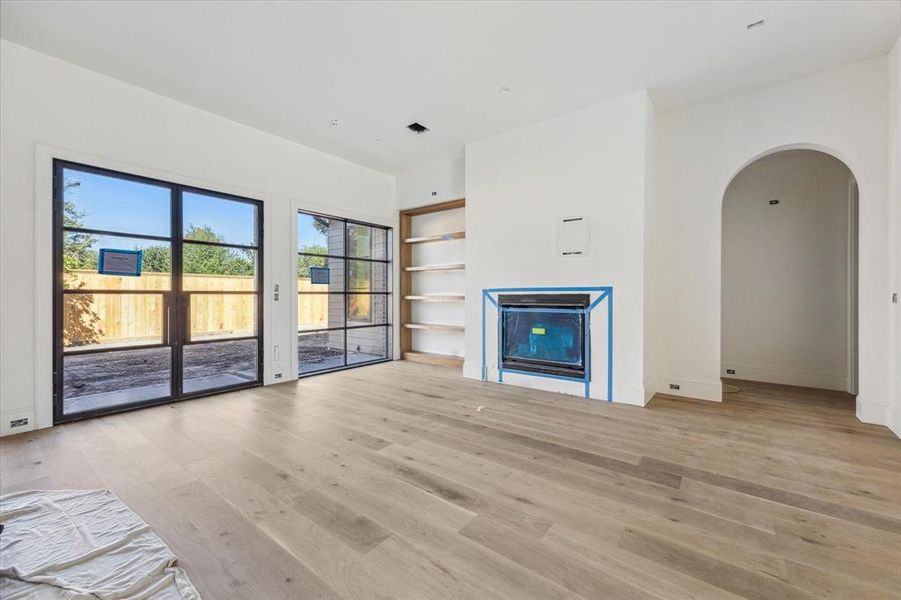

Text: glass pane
xmin=348 ymin=294 xmax=388 ymax=325
xmin=63 ymin=293 xmax=164 ymax=349
xmin=347 ymin=224 xmax=387 ymax=259
xmin=299 ymin=293 xmax=344 ymax=332
xmin=63 ymin=234 xmax=171 ymax=291
xmin=347 ymin=260 xmax=387 ymax=293
xmin=182 ymin=244 xmax=257 ymax=289
xmin=298 ymin=212 xmax=343 ymax=255
xmin=183 ymin=339 xmax=258 ymax=394
xmin=62 ymin=167 xmax=171 ymax=237
xmin=63 ymin=347 xmax=171 ymax=415
xmin=347 ymin=223 xmax=372 ymax=258
xmin=183 ymin=191 xmax=257 ymax=247
xmin=298 ymin=331 xmax=345 ymax=374
xmin=347 ymin=326 xmax=388 ymax=365
xmin=298 ymin=255 xmax=344 ymax=292
xmin=503 ymin=311 xmax=583 ymax=366
xmin=189 ymin=294 xmax=256 ymax=341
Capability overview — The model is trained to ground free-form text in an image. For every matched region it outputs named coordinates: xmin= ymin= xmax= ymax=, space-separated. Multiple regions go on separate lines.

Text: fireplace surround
xmin=481 ymin=286 xmax=613 ymax=401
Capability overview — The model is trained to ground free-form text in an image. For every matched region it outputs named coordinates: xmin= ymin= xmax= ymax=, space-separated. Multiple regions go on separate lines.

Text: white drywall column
xmin=465 ymin=91 xmax=654 ymax=405
xmin=888 ymin=37 xmax=901 ymax=437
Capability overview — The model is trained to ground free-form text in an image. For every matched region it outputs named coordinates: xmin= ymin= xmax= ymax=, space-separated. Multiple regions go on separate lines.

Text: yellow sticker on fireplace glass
xmin=531 ymin=327 xmax=546 ymax=335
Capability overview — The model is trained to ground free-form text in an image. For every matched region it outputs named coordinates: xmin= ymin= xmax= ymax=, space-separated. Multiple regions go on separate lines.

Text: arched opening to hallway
xmin=721 ymin=149 xmax=858 ymax=396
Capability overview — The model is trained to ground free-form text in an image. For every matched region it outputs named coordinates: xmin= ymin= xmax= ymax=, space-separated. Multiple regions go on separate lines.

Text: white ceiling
xmin=1 ymin=1 xmax=898 ymax=175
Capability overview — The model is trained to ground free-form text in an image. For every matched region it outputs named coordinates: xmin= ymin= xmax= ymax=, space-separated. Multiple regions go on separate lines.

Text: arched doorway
xmin=721 ymin=148 xmax=858 ymax=394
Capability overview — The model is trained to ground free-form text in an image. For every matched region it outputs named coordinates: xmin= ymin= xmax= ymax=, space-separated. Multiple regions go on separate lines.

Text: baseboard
xmin=656 ymin=376 xmax=722 ymax=402
xmin=856 ymin=397 xmax=887 ymax=426
xmin=721 ymin=363 xmax=846 ymax=391
xmin=0 ymin=409 xmax=36 ymax=437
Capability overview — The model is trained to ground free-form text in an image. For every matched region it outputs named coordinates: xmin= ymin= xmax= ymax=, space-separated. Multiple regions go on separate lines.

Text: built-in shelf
xmin=404 ymin=263 xmax=465 ymax=272
xmin=403 ymin=323 xmax=465 ymax=333
xmin=400 ymin=199 xmax=466 ymax=369
xmin=402 ymin=351 xmax=464 ymax=369
xmin=403 ymin=231 xmax=466 ymax=244
xmin=404 ymin=294 xmax=465 ymax=302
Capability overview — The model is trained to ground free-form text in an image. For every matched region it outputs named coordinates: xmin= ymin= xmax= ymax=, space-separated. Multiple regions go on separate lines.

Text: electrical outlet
xmin=669 ymin=383 xmax=680 ymax=391
xmin=726 ymin=368 xmax=736 ymax=375
xmin=10 ymin=418 xmax=28 ymax=428
xmin=274 ymin=373 xmax=283 ymax=380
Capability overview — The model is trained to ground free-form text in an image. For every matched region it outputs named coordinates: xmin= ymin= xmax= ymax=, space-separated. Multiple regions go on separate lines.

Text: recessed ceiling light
xmin=746 ymin=19 xmax=765 ymax=30
xmin=374 ymin=138 xmax=383 ymax=143
xmin=498 ymin=85 xmax=511 ymax=94
xmin=330 ymin=119 xmax=339 ymax=126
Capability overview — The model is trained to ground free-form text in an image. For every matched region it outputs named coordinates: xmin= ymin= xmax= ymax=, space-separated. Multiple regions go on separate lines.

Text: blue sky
xmin=297 ymin=212 xmax=327 ymax=251
xmin=64 ymin=169 xmax=256 ymax=246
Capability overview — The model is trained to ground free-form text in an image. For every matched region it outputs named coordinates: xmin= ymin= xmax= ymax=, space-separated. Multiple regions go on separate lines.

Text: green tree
xmin=297 ymin=245 xmax=327 ymax=278
xmin=137 ymin=225 xmax=256 ymax=277
xmin=141 ymin=245 xmax=171 ymax=273
xmin=183 ymin=224 xmax=254 ymax=275
xmin=62 ymin=202 xmax=98 ymax=270
xmin=62 ymin=179 xmax=101 ymax=346
xmin=311 ymin=216 xmax=329 ymax=236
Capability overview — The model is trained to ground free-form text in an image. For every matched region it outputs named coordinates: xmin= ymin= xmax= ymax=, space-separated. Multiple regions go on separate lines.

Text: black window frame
xmin=297 ymin=209 xmax=392 ymax=376
xmin=52 ymin=159 xmax=264 ymax=424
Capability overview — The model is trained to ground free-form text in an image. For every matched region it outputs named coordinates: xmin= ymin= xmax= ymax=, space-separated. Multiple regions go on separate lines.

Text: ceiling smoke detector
xmin=406 ymin=122 xmax=429 ymax=134
xmin=330 ymin=119 xmax=339 ymax=126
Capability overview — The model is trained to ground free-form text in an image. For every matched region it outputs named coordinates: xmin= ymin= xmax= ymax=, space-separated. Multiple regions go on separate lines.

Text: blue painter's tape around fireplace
xmin=481 ymin=286 xmax=613 ymax=400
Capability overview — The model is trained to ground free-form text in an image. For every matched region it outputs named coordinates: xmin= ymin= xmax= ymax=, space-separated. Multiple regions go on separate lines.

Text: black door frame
xmin=52 ymin=159 xmax=264 ymax=424
xmin=297 ymin=209 xmax=392 ymax=377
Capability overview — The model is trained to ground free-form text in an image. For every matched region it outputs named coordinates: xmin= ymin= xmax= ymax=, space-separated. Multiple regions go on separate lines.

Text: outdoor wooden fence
xmin=65 ymin=270 xmax=328 ymax=346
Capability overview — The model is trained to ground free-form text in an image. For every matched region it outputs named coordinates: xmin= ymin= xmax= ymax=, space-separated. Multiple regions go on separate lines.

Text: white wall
xmin=0 ymin=41 xmax=395 ymax=435
xmin=396 ymin=155 xmax=465 ymax=210
xmin=464 ymin=91 xmax=655 ymax=405
xmin=721 ymin=150 xmax=852 ymax=390
xmin=889 ymin=37 xmax=901 ymax=437
xmin=656 ymin=56 xmax=890 ymax=418
xmin=642 ymin=103 xmax=658 ymax=404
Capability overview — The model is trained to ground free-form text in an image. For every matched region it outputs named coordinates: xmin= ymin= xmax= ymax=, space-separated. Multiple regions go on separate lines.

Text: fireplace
xmin=499 ymin=294 xmax=589 ymax=379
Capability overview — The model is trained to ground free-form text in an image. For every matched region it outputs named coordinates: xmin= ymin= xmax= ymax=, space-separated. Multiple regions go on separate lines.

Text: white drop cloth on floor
xmin=0 ymin=489 xmax=200 ymax=599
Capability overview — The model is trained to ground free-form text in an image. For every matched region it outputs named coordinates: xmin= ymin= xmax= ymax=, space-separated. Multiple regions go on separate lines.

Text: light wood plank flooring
xmin=2 ymin=362 xmax=900 ymax=599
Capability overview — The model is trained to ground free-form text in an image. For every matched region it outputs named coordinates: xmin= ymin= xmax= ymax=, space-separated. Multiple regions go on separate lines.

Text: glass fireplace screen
xmin=502 ymin=310 xmax=584 ymax=369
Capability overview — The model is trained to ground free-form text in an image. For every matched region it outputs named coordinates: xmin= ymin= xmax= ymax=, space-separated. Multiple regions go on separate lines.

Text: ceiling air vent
xmin=407 ymin=122 xmax=429 ymax=134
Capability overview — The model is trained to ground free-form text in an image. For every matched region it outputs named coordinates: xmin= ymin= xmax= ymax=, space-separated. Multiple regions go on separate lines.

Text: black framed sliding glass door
xmin=297 ymin=211 xmax=392 ymax=375
xmin=53 ymin=160 xmax=263 ymax=422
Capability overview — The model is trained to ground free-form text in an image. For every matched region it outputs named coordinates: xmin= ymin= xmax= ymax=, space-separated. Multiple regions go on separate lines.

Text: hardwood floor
xmin=2 ymin=362 xmax=899 ymax=599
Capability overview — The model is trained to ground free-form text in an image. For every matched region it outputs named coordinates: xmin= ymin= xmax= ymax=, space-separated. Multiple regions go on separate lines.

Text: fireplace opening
xmin=499 ymin=294 xmax=589 ymax=379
